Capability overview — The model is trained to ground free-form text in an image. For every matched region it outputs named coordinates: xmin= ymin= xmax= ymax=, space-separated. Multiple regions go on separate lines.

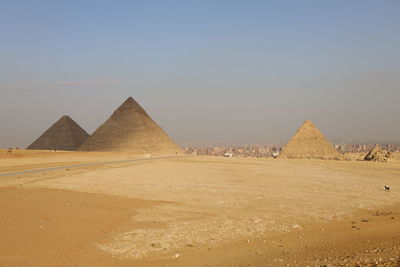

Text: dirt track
xmin=1 ymin=151 xmax=400 ymax=266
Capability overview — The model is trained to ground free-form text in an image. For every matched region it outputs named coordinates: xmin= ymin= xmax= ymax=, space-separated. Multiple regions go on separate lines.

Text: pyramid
xmin=78 ymin=97 xmax=181 ymax=153
xmin=364 ymin=145 xmax=391 ymax=163
xmin=279 ymin=120 xmax=342 ymax=160
xmin=27 ymin=115 xmax=89 ymax=151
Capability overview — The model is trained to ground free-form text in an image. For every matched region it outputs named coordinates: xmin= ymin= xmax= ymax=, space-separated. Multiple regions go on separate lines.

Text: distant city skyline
xmin=1 ymin=1 xmax=399 ymax=148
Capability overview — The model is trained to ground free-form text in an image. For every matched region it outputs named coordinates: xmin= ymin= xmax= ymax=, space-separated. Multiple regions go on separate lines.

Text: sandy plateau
xmin=1 ymin=150 xmax=400 ymax=266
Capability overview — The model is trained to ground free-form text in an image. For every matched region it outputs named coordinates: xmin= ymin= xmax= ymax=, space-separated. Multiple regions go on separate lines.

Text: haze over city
xmin=1 ymin=0 xmax=399 ymax=148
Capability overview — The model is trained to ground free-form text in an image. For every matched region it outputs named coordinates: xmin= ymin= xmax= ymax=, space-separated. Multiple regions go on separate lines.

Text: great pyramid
xmin=27 ymin=115 xmax=89 ymax=151
xmin=364 ymin=145 xmax=391 ymax=163
xmin=279 ymin=120 xmax=342 ymax=160
xmin=78 ymin=97 xmax=181 ymax=154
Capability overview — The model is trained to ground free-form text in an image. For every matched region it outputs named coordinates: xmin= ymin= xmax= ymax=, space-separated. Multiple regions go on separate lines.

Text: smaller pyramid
xmin=279 ymin=120 xmax=342 ymax=160
xmin=27 ymin=115 xmax=89 ymax=151
xmin=78 ymin=97 xmax=181 ymax=153
xmin=364 ymin=145 xmax=391 ymax=163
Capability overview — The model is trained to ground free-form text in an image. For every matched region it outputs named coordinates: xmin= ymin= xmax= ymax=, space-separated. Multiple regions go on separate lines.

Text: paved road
xmin=0 ymin=155 xmax=185 ymax=177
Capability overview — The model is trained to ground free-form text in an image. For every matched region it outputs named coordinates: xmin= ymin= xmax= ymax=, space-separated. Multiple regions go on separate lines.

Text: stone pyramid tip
xmin=114 ymin=97 xmax=146 ymax=115
xmin=122 ymin=96 xmax=133 ymax=103
xmin=124 ymin=96 xmax=137 ymax=103
xmin=119 ymin=97 xmax=140 ymax=106
xmin=60 ymin=115 xmax=72 ymax=120
xmin=302 ymin=120 xmax=314 ymax=126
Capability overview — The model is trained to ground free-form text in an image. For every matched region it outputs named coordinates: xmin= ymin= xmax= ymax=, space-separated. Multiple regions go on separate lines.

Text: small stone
xmin=151 ymin=243 xmax=162 ymax=248
xmin=174 ymin=253 xmax=180 ymax=258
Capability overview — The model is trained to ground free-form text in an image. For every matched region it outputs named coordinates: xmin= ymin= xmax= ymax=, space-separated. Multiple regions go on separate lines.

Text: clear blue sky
xmin=1 ymin=0 xmax=399 ymax=147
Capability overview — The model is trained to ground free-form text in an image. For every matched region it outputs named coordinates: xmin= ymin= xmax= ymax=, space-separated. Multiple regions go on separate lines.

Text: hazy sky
xmin=1 ymin=0 xmax=399 ymax=148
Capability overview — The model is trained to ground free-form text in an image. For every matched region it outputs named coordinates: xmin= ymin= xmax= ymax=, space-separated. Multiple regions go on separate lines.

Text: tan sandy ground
xmin=0 ymin=149 xmax=173 ymax=172
xmin=1 ymin=150 xmax=400 ymax=266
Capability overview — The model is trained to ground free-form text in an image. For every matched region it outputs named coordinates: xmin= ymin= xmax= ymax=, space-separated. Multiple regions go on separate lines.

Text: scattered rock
xmin=151 ymin=243 xmax=162 ymax=248
xmin=364 ymin=145 xmax=391 ymax=163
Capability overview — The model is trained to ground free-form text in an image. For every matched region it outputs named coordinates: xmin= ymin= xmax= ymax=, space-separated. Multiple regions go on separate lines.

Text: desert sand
xmin=1 ymin=150 xmax=400 ymax=266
